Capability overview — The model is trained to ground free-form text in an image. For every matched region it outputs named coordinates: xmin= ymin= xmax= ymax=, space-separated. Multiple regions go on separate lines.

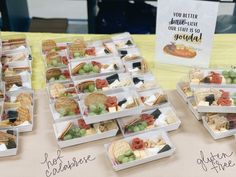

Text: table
xmin=0 ymin=32 xmax=236 ymax=177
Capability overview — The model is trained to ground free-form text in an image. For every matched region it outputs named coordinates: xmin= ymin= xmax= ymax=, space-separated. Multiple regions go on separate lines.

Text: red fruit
xmin=78 ymin=119 xmax=90 ymax=129
xmin=131 ymin=138 xmax=145 ymax=150
xmin=95 ymin=79 xmax=109 ymax=89
xmin=85 ymin=47 xmax=96 ymax=56
xmin=75 ymin=107 xmax=80 ymax=114
xmin=91 ymin=61 xmax=102 ymax=68
xmin=140 ymin=96 xmax=145 ymax=102
xmin=63 ymin=70 xmax=70 ymax=78
xmin=61 ymin=56 xmax=69 ymax=65
xmin=105 ymin=96 xmax=118 ymax=108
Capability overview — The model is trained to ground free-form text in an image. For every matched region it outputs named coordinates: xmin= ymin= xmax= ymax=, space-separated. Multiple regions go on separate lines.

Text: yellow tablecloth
xmin=2 ymin=32 xmax=236 ymax=89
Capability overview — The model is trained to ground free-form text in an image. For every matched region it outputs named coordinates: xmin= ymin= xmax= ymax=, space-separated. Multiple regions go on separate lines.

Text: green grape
xmin=89 ymin=104 xmax=97 ymax=113
xmin=88 ymin=112 xmax=97 ymax=116
xmin=226 ymin=78 xmax=232 ymax=84
xmin=49 ymin=77 xmax=55 ymax=82
xmin=128 ymin=157 xmax=135 ymax=162
xmin=59 ymin=108 xmax=67 ymax=116
xmin=229 ymin=70 xmax=236 ymax=78
xmin=52 ymin=59 xmax=58 ymax=66
xmin=222 ymin=70 xmax=229 ymax=77
xmin=73 ymin=52 xmax=80 ymax=58
xmin=84 ymin=89 xmax=89 ymax=93
xmin=232 ymin=78 xmax=236 ymax=84
xmin=117 ymin=155 xmax=125 ymax=163
xmin=127 ymin=126 xmax=133 ymax=132
xmin=133 ymin=126 xmax=140 ymax=132
xmin=141 ymin=121 xmax=148 ymax=128
xmin=79 ymin=129 xmax=86 ymax=137
xmin=87 ymin=63 xmax=93 ymax=71
xmin=92 ymin=65 xmax=100 ymax=73
xmin=100 ymin=110 xmax=108 ymax=114
xmin=59 ymin=75 xmax=66 ymax=80
xmin=121 ymin=157 xmax=129 ymax=164
xmin=63 ymin=134 xmax=73 ymax=141
xmin=83 ymin=64 xmax=90 ymax=72
xmin=88 ymin=84 xmax=95 ymax=92
xmin=124 ymin=150 xmax=133 ymax=157
xmin=138 ymin=124 xmax=145 ymax=131
xmin=78 ymin=69 xmax=85 ymax=75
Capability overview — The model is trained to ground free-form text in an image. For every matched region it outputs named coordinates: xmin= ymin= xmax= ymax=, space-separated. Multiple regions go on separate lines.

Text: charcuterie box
xmin=53 ymin=118 xmax=119 ymax=148
xmin=74 ymin=73 xmax=133 ymax=97
xmin=202 ymin=113 xmax=236 ymax=139
xmin=0 ymin=90 xmax=34 ymax=132
xmin=104 ymin=130 xmax=175 ymax=171
xmin=194 ymin=88 xmax=236 ymax=113
xmin=46 ymin=67 xmax=71 ymax=84
xmin=79 ymin=90 xmax=144 ymax=124
xmin=69 ymin=57 xmax=125 ymax=81
xmin=0 ymin=128 xmax=18 ymax=157
xmin=189 ymin=68 xmax=236 ymax=89
xmin=117 ymin=105 xmax=181 ymax=137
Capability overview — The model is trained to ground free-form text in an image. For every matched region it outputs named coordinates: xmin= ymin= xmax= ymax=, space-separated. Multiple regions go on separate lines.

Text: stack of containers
xmin=177 ymin=68 xmax=236 ymax=140
xmin=42 ymin=33 xmax=181 ymax=170
xmin=0 ymin=34 xmax=34 ymax=157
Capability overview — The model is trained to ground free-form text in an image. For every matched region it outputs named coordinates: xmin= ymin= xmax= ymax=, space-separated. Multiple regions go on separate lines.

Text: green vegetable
xmin=59 ymin=108 xmax=67 ymax=116
xmin=128 ymin=156 xmax=135 ymax=162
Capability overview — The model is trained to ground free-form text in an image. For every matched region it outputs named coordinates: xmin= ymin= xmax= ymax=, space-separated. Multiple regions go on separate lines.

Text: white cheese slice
xmin=144 ymin=95 xmax=157 ymax=106
xmin=109 ymin=79 xmax=120 ymax=88
xmin=135 ymin=81 xmax=144 ymax=88
xmin=108 ymin=107 xmax=116 ymax=113
xmin=0 ymin=144 xmax=7 ymax=151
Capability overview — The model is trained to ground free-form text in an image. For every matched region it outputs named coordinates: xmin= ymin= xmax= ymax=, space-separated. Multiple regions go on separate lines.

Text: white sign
xmin=156 ymin=0 xmax=219 ymax=68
